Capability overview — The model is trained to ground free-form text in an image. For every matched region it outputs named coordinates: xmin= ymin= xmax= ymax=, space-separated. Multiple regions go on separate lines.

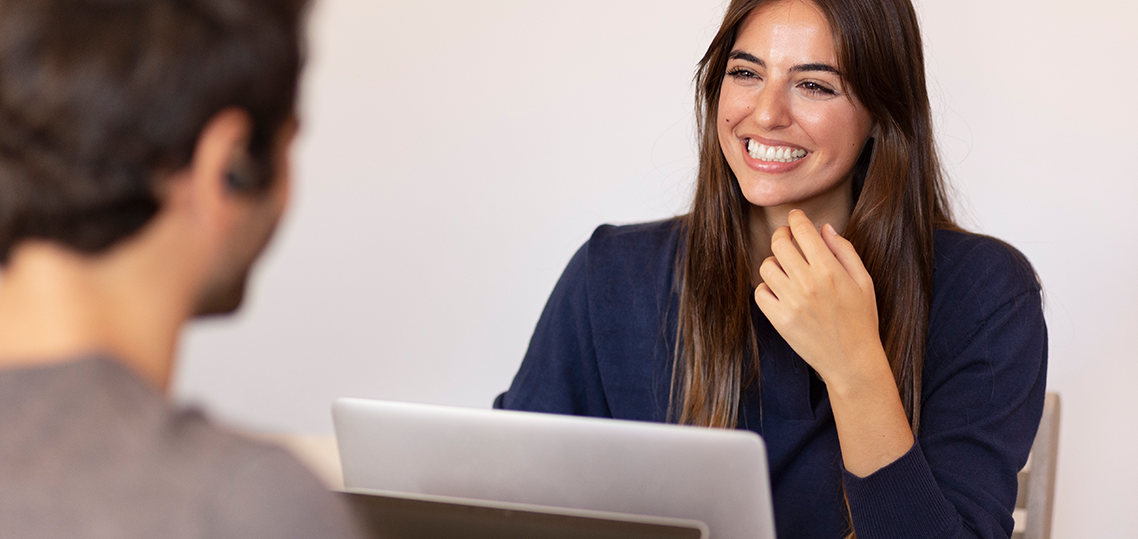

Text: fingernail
xmin=824 ymin=223 xmax=838 ymax=236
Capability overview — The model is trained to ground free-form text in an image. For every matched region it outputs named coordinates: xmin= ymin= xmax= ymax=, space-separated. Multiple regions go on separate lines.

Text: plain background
xmin=170 ymin=0 xmax=1137 ymax=537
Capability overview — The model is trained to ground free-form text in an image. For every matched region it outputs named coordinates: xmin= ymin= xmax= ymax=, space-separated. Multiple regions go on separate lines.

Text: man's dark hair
xmin=0 ymin=0 xmax=309 ymax=263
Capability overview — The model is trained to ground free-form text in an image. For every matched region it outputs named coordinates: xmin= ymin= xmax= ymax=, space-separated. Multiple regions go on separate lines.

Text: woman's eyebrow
xmin=789 ymin=63 xmax=840 ymax=75
xmin=728 ymin=50 xmax=840 ymax=76
xmin=728 ymin=50 xmax=764 ymax=66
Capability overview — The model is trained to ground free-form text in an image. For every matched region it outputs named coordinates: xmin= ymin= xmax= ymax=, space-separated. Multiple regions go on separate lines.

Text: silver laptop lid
xmin=333 ymin=398 xmax=776 ymax=539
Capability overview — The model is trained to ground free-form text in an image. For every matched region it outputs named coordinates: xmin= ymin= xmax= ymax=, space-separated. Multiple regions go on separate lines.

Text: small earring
xmin=226 ymin=154 xmax=260 ymax=192
xmin=226 ymin=169 xmax=255 ymax=191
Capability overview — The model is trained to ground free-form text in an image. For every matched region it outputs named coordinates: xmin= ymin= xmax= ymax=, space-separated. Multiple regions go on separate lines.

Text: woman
xmin=496 ymin=0 xmax=1047 ymax=537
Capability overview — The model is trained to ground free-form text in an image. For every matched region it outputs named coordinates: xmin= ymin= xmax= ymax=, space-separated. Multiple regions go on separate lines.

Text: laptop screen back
xmin=333 ymin=398 xmax=776 ymax=539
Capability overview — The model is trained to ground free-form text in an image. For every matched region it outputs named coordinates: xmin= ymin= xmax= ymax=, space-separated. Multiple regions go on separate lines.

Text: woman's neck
xmin=747 ymin=186 xmax=854 ymax=285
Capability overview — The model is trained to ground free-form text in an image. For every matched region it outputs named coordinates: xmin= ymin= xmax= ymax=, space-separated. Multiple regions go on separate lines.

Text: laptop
xmin=333 ymin=398 xmax=776 ymax=539
xmin=342 ymin=488 xmax=709 ymax=539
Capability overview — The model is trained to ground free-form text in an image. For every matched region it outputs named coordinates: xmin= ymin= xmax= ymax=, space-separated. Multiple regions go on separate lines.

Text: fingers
xmin=821 ymin=223 xmax=873 ymax=289
xmin=768 ymin=210 xmax=872 ymax=292
xmin=754 ymin=282 xmax=779 ymax=314
xmin=769 ymin=225 xmax=808 ymax=276
xmin=758 ymin=254 xmax=788 ymax=290
xmin=785 ymin=210 xmax=832 ymax=266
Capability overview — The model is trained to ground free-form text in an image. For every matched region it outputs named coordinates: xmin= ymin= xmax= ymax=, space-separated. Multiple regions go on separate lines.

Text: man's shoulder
xmin=124 ymin=384 xmax=364 ymax=538
xmin=195 ymin=429 xmax=361 ymax=539
xmin=0 ymin=358 xmax=362 ymax=539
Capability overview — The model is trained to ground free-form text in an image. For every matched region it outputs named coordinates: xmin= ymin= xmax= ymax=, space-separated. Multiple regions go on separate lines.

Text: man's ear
xmin=175 ymin=108 xmax=255 ymax=227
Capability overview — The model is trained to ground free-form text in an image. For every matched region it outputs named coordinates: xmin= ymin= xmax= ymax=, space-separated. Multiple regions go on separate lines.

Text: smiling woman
xmin=496 ymin=0 xmax=1047 ymax=538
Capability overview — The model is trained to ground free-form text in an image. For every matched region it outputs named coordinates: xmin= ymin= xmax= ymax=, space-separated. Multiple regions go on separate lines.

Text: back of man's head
xmin=0 ymin=0 xmax=308 ymax=265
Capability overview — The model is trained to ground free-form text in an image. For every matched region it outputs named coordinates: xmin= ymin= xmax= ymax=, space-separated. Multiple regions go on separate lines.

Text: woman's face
xmin=717 ymin=0 xmax=874 ymax=214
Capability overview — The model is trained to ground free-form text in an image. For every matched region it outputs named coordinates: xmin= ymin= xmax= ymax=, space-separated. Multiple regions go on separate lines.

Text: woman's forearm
xmin=824 ymin=343 xmax=914 ymax=477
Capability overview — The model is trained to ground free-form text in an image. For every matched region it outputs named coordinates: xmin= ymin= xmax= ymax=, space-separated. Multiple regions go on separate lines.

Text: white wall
xmin=173 ymin=1 xmax=1137 ymax=537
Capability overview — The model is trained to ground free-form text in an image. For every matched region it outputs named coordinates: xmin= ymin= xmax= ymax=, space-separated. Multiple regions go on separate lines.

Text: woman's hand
xmin=754 ymin=209 xmax=913 ymax=477
xmin=754 ymin=209 xmax=883 ymax=386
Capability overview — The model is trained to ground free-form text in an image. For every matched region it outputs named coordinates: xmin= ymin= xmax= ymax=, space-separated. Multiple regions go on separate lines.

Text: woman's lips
xmin=741 ymin=138 xmax=808 ymax=172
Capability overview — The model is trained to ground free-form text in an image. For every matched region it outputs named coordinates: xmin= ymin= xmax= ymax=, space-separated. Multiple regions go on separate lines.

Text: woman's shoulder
xmin=929 ymin=228 xmax=1043 ymax=347
xmin=588 ymin=217 xmax=685 ymax=250
xmin=560 ymin=218 xmax=685 ymax=307
xmin=582 ymin=217 xmax=685 ymax=275
xmin=932 ymin=228 xmax=1041 ymax=299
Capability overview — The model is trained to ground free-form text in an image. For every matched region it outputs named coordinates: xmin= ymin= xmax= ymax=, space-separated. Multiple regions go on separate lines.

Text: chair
xmin=1012 ymin=392 xmax=1060 ymax=539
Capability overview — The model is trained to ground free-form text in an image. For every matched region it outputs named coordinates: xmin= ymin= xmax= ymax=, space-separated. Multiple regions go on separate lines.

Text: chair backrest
xmin=1012 ymin=392 xmax=1061 ymax=539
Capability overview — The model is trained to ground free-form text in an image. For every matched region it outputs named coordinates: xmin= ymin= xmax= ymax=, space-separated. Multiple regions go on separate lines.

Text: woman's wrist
xmin=824 ymin=344 xmax=916 ymax=478
xmin=821 ymin=343 xmax=894 ymax=403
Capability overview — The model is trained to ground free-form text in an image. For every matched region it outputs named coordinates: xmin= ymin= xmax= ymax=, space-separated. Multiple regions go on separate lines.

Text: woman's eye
xmin=800 ymin=81 xmax=837 ymax=96
xmin=727 ymin=68 xmax=759 ymax=81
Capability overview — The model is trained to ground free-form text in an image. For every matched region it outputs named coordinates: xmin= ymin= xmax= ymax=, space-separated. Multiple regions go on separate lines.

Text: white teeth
xmin=746 ymin=139 xmax=806 ymax=163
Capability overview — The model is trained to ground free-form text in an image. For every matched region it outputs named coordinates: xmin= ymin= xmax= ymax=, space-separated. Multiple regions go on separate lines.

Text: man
xmin=0 ymin=0 xmax=363 ymax=537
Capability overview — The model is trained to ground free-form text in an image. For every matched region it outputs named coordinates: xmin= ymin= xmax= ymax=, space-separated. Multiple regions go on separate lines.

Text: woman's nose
xmin=752 ymin=83 xmax=792 ymax=131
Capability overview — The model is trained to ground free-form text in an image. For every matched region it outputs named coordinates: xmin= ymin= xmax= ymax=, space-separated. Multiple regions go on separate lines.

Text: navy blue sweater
xmin=497 ymin=219 xmax=1047 ymax=539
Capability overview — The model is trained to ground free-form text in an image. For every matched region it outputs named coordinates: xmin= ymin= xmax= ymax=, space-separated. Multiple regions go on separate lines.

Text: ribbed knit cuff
xmin=842 ymin=441 xmax=960 ymax=539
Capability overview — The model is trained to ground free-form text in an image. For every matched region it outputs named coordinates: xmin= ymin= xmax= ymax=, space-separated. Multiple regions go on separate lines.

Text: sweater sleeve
xmin=843 ymin=239 xmax=1048 ymax=539
xmin=495 ymin=237 xmax=612 ymax=417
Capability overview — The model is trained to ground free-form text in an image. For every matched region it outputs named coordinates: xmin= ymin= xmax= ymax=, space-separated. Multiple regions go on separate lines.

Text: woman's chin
xmin=738 ymin=186 xmax=814 ymax=210
xmin=736 ymin=175 xmax=855 ymax=215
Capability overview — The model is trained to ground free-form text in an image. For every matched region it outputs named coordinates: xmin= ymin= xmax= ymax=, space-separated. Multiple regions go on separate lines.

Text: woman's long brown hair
xmin=672 ymin=0 xmax=956 ymax=438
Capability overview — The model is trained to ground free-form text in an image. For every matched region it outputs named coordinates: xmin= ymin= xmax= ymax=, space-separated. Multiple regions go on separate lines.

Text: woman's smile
xmin=739 ymin=135 xmax=810 ymax=173
xmin=746 ymin=139 xmax=807 ymax=163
